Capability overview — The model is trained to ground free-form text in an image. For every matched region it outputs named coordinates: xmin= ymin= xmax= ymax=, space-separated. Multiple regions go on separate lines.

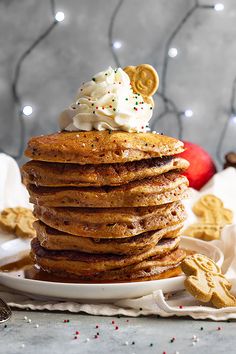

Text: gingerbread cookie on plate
xmin=181 ymin=253 xmax=236 ymax=308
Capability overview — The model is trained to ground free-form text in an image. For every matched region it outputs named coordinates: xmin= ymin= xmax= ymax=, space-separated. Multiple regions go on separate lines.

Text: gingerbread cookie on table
xmin=181 ymin=253 xmax=236 ymax=308
xmin=193 ymin=194 xmax=233 ymax=226
xmin=185 ymin=194 xmax=233 ymax=241
xmin=0 ymin=207 xmax=36 ymax=238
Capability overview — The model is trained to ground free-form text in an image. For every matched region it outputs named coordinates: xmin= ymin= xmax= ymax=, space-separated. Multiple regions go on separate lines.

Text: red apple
xmin=178 ymin=141 xmax=217 ymax=190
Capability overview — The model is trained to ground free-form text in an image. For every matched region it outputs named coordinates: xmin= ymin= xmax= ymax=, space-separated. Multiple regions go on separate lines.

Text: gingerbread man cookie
xmin=185 ymin=194 xmax=233 ymax=241
xmin=0 ymin=207 xmax=36 ymax=238
xmin=123 ymin=64 xmax=159 ymax=104
xmin=185 ymin=224 xmax=221 ymax=241
xmin=181 ymin=254 xmax=236 ymax=308
xmin=193 ymin=194 xmax=233 ymax=226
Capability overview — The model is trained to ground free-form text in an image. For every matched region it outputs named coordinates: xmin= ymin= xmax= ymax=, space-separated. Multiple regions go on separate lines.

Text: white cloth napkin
xmin=0 ymin=154 xmax=31 ymax=211
xmin=1 ymin=153 xmax=236 ymax=320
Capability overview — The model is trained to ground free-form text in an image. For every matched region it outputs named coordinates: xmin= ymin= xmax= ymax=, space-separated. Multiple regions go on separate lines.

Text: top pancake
xmin=24 ymin=131 xmax=184 ymax=164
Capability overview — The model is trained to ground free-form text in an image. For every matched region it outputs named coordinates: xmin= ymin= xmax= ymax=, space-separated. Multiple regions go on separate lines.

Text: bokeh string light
xmin=0 ymin=0 xmax=232 ymax=166
xmin=152 ymin=0 xmax=225 ymax=139
xmin=108 ymin=0 xmax=124 ymax=68
xmin=0 ymin=0 xmax=64 ymax=159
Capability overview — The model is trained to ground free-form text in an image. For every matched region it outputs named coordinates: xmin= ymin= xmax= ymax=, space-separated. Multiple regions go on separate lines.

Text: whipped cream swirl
xmin=59 ymin=67 xmax=154 ymax=132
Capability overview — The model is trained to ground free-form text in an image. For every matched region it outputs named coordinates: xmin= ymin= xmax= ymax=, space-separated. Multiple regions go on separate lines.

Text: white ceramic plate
xmin=0 ymin=236 xmax=223 ymax=302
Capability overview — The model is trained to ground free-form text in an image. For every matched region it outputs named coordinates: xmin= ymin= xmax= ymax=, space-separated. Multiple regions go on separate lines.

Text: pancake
xmin=22 ymin=156 xmax=189 ymax=187
xmin=24 ymin=131 xmax=184 ymax=164
xmin=33 ymin=201 xmax=186 ymax=238
xmin=29 ymin=263 xmax=183 ymax=283
xmin=77 ymin=248 xmax=186 ymax=282
xmin=34 ymin=220 xmax=184 ymax=254
xmin=28 ymin=172 xmax=188 ymax=208
xmin=31 ymin=236 xmax=180 ymax=275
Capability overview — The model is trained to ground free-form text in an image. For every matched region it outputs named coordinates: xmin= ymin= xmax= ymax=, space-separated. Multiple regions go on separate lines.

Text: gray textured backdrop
xmin=0 ymin=0 xmax=236 ymax=166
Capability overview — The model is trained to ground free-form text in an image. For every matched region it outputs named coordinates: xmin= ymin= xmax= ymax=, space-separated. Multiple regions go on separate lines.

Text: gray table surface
xmin=0 ymin=310 xmax=235 ymax=354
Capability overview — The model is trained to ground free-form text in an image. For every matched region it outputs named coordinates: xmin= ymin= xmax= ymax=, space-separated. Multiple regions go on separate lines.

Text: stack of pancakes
xmin=22 ymin=130 xmax=189 ymax=282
